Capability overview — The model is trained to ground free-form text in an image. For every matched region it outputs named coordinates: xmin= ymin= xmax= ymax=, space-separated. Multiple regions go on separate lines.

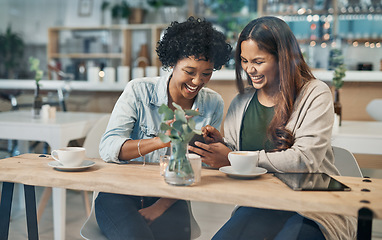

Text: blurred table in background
xmin=332 ymin=120 xmax=382 ymax=169
xmin=0 ymin=110 xmax=108 ymax=240
xmin=332 ymin=121 xmax=382 ymax=155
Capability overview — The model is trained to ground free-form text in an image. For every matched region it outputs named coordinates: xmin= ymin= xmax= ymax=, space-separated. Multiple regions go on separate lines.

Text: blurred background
xmin=0 ymin=0 xmax=381 ymax=81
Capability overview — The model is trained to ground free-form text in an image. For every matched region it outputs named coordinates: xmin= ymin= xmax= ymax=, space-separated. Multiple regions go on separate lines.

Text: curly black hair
xmin=156 ymin=16 xmax=232 ymax=71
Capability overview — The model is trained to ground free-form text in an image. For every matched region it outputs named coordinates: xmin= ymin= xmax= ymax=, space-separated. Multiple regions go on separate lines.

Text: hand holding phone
xmin=189 ymin=134 xmax=206 ymax=148
xmin=201 ymin=125 xmax=224 ymax=144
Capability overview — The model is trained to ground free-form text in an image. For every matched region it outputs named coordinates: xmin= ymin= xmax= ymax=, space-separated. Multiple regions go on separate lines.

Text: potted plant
xmin=147 ymin=0 xmax=186 ymax=23
xmin=100 ymin=1 xmax=111 ymax=25
xmin=330 ymin=49 xmax=346 ymax=126
xmin=158 ymin=102 xmax=201 ymax=186
xmin=147 ymin=0 xmax=185 ymax=8
xmin=0 ymin=25 xmax=24 ymax=79
xmin=29 ymin=57 xmax=44 ymax=119
xmin=204 ymin=0 xmax=247 ymax=34
xmin=111 ymin=1 xmax=131 ymax=24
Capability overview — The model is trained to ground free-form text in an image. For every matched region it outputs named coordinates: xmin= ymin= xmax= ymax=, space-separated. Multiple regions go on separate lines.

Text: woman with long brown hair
xmin=189 ymin=16 xmax=356 ymax=239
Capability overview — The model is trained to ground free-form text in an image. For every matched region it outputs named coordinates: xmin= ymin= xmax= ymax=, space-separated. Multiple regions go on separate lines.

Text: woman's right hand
xmin=201 ymin=125 xmax=224 ymax=144
xmin=188 ymin=141 xmax=231 ymax=168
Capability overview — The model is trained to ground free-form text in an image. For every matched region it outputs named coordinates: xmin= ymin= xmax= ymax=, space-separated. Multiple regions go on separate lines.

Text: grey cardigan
xmin=224 ymin=79 xmax=356 ymax=239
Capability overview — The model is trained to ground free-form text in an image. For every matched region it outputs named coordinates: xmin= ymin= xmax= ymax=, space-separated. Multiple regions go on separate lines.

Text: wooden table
xmin=332 ymin=120 xmax=382 ymax=156
xmin=1 ymin=154 xmax=382 ymax=240
xmin=0 ymin=111 xmax=108 ymax=240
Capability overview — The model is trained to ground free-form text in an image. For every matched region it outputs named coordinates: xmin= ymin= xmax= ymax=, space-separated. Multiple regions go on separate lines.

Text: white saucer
xmin=48 ymin=160 xmax=95 ymax=171
xmin=219 ymin=166 xmax=267 ymax=179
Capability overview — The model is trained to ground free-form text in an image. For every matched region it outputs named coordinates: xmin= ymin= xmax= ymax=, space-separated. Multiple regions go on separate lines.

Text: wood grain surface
xmin=1 ymin=154 xmax=381 ymax=219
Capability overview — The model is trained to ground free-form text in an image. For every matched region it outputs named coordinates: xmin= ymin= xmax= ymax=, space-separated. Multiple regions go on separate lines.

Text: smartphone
xmin=274 ymin=173 xmax=351 ymax=191
xmin=188 ymin=134 xmax=206 ymax=154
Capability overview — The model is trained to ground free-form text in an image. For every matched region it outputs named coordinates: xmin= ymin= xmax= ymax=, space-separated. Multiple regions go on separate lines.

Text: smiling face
xmin=168 ymin=56 xmax=214 ymax=108
xmin=240 ymin=40 xmax=279 ymax=100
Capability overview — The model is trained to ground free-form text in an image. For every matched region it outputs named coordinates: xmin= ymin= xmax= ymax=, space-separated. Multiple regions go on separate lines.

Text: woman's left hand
xmin=138 ymin=198 xmax=177 ymax=225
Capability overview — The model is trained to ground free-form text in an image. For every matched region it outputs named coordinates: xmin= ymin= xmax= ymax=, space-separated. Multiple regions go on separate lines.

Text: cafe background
xmin=0 ymin=0 xmax=381 ymax=168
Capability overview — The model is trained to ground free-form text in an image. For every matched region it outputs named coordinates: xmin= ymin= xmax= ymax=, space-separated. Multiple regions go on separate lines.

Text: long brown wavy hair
xmin=235 ymin=16 xmax=315 ymax=151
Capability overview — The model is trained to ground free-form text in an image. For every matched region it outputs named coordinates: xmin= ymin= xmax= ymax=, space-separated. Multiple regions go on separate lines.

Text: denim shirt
xmin=99 ymin=73 xmax=224 ymax=163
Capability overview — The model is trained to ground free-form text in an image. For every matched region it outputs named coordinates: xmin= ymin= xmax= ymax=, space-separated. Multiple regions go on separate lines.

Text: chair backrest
xmin=80 ymin=192 xmax=108 ymax=240
xmin=366 ymin=99 xmax=382 ymax=121
xmin=82 ymin=114 xmax=110 ymax=158
xmin=332 ymin=146 xmax=363 ymax=177
xmin=80 ymin=114 xmax=110 ymax=239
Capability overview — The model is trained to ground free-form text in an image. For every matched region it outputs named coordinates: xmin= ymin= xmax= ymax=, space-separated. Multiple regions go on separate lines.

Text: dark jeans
xmin=212 ymin=207 xmax=326 ymax=240
xmin=95 ymin=192 xmax=191 ymax=240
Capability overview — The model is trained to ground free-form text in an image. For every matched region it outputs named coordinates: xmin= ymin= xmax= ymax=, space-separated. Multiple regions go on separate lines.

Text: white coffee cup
xmin=188 ymin=153 xmax=202 ymax=183
xmin=51 ymin=147 xmax=86 ymax=167
xmin=228 ymin=151 xmax=258 ymax=174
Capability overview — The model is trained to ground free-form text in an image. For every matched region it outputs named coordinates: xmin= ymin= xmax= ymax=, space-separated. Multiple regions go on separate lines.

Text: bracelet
xmin=137 ymin=139 xmax=143 ymax=157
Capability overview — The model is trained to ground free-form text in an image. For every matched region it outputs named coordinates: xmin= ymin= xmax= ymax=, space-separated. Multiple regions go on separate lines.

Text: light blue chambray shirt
xmin=99 ymin=73 xmax=224 ymax=163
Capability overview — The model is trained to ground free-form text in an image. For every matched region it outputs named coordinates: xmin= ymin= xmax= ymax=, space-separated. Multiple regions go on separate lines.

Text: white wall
xmin=0 ymin=0 xmax=109 ymax=44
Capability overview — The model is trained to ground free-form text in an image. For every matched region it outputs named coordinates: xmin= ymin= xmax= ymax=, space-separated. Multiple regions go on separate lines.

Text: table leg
xmin=357 ymin=207 xmax=373 ymax=240
xmin=52 ymin=187 xmax=66 ymax=240
xmin=0 ymin=182 xmax=14 ymax=240
xmin=24 ymin=185 xmax=39 ymax=240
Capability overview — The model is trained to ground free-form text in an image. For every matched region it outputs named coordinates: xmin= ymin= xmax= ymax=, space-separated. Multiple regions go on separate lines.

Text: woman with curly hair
xmin=189 ymin=16 xmax=356 ymax=239
xmin=95 ymin=16 xmax=232 ymax=240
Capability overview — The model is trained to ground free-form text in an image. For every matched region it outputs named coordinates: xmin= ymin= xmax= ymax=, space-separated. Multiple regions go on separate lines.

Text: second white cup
xmin=51 ymin=147 xmax=86 ymax=167
xmin=188 ymin=153 xmax=202 ymax=183
xmin=228 ymin=151 xmax=258 ymax=174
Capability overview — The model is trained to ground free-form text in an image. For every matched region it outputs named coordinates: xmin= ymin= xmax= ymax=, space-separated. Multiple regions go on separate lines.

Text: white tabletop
xmin=0 ymin=110 xmax=107 ymax=150
xmin=332 ymin=120 xmax=382 ymax=155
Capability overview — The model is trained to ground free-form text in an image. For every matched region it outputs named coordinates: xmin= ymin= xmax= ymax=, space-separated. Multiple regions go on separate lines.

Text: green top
xmin=240 ymin=91 xmax=275 ymax=151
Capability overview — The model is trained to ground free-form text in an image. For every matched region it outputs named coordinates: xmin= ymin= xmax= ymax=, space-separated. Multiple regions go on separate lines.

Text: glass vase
xmin=334 ymin=88 xmax=342 ymax=126
xmin=32 ymin=83 xmax=42 ymax=119
xmin=164 ymin=141 xmax=194 ymax=186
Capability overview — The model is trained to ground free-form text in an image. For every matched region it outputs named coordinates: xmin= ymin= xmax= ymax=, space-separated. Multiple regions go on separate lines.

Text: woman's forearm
xmin=118 ymin=137 xmax=170 ymax=161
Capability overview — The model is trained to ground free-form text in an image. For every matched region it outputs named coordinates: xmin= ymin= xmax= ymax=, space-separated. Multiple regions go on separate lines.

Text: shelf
xmin=267 ymin=9 xmax=334 ymax=16
xmin=49 ymin=24 xmax=168 ymax=31
xmin=259 ymin=0 xmax=382 ymax=47
xmin=211 ymin=69 xmax=382 ymax=82
xmin=47 ymin=24 xmax=168 ymax=81
xmin=343 ymin=38 xmax=382 ymax=43
xmin=50 ymin=53 xmax=124 ymax=59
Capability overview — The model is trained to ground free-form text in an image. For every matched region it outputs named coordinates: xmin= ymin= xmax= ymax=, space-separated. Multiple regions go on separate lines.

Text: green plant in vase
xmin=29 ymin=57 xmax=43 ymax=118
xmin=158 ymin=102 xmax=201 ymax=186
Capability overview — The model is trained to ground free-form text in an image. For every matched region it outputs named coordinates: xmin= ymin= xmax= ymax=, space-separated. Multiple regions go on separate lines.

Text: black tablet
xmin=274 ymin=173 xmax=351 ymax=191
